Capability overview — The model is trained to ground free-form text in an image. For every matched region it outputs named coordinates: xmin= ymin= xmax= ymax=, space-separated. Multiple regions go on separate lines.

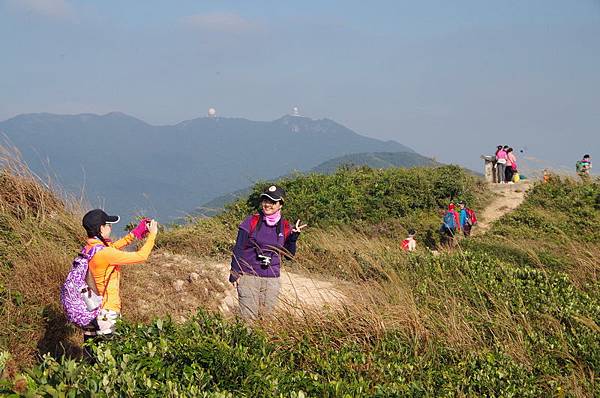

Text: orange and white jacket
xmin=86 ymin=231 xmax=156 ymax=313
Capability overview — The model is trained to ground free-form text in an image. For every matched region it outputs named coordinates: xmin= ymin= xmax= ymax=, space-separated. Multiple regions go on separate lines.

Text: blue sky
xmin=1 ymin=0 xmax=599 ymax=172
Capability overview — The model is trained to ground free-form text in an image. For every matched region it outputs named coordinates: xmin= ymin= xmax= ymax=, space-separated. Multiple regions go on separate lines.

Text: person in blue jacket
xmin=458 ymin=200 xmax=472 ymax=237
xmin=229 ymin=185 xmax=307 ymax=320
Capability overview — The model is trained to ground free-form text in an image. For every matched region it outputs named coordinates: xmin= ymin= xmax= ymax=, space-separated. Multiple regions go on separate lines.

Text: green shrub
xmin=160 ymin=165 xmax=486 ymax=256
xmin=4 ymin=312 xmax=549 ymax=397
xmin=496 ymin=178 xmax=600 ymax=243
xmin=242 ymin=165 xmax=483 ymax=227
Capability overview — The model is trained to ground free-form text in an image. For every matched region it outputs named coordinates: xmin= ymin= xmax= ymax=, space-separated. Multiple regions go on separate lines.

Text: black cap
xmin=82 ymin=209 xmax=120 ymax=231
xmin=260 ymin=185 xmax=286 ymax=202
xmin=458 ymin=200 xmax=466 ymax=205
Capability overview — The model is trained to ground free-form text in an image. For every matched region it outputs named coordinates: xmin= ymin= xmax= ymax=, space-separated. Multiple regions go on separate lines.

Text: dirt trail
xmin=221 ymin=267 xmax=346 ymax=315
xmin=473 ymin=181 xmax=531 ymax=235
xmin=122 ymin=252 xmax=346 ymax=322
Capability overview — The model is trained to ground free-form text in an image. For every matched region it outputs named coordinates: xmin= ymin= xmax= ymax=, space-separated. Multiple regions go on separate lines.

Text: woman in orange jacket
xmin=81 ymin=209 xmax=158 ymax=343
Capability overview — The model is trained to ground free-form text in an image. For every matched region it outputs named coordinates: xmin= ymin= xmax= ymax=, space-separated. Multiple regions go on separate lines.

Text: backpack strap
xmin=282 ymin=219 xmax=291 ymax=240
xmin=84 ymin=242 xmax=118 ymax=308
xmin=249 ymin=213 xmax=291 ymax=241
xmin=81 ymin=243 xmax=106 ymax=260
xmin=81 ymin=243 xmax=106 ymax=296
xmin=249 ymin=214 xmax=261 ymax=238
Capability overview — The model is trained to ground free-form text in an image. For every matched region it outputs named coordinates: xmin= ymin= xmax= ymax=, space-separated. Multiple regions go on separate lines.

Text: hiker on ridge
xmin=576 ymin=154 xmax=592 ymax=181
xmin=458 ymin=200 xmax=477 ymax=237
xmin=495 ymin=145 xmax=507 ymax=183
xmin=440 ymin=203 xmax=459 ymax=246
xmin=401 ymin=229 xmax=417 ymax=252
xmin=229 ymin=185 xmax=307 ymax=321
xmin=81 ymin=210 xmax=158 ymax=350
xmin=505 ymin=147 xmax=517 ymax=183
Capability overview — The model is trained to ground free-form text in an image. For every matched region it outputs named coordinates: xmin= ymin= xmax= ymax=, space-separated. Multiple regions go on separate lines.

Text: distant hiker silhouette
xmin=495 ymin=145 xmax=507 ymax=183
xmin=458 ymin=200 xmax=477 ymax=237
xmin=576 ymin=154 xmax=592 ymax=181
xmin=505 ymin=147 xmax=518 ymax=183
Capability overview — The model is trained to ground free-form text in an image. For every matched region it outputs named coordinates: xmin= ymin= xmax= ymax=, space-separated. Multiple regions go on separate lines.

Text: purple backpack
xmin=60 ymin=244 xmax=105 ymax=328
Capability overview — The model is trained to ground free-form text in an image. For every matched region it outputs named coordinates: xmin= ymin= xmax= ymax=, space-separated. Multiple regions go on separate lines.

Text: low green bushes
xmin=471 ymin=177 xmax=600 ymax=289
xmin=2 ymin=312 xmax=546 ymax=397
xmin=240 ymin=165 xmax=484 ymax=226
xmin=159 ymin=165 xmax=487 ymax=256
xmin=494 ymin=177 xmax=600 ymax=243
xmin=6 ymin=245 xmax=599 ymax=396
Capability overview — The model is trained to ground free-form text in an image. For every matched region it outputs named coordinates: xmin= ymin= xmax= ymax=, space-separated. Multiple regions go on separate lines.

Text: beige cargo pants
xmin=236 ymin=274 xmax=281 ymax=320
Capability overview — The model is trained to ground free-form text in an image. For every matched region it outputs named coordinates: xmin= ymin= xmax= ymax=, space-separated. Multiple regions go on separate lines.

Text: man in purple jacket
xmin=229 ymin=185 xmax=307 ymax=320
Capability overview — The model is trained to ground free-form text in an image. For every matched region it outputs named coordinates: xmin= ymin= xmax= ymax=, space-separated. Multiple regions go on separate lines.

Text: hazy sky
xmin=1 ymin=0 xmax=599 ymax=172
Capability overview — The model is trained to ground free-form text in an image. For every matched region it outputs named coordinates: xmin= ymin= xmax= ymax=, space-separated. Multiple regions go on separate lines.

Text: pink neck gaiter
xmin=264 ymin=210 xmax=281 ymax=226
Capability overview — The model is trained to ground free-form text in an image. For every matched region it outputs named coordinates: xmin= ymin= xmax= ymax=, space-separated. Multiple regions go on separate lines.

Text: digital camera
xmin=257 ymin=254 xmax=272 ymax=268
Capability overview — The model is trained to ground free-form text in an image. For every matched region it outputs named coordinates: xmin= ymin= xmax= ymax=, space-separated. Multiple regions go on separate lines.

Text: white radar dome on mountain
xmin=208 ymin=108 xmax=217 ymax=117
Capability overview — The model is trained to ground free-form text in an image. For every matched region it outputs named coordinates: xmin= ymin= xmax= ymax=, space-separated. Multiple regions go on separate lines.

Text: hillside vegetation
xmin=162 ymin=164 xmax=487 ymax=258
xmin=195 ymin=151 xmax=441 ymax=217
xmin=1 ymin=162 xmax=599 ymax=396
xmin=0 ymin=153 xmax=84 ymax=369
xmin=310 ymin=151 xmax=440 ymax=174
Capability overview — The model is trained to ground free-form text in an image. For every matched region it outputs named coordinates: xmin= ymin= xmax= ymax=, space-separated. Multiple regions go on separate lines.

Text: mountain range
xmin=0 ymin=112 xmax=426 ymax=221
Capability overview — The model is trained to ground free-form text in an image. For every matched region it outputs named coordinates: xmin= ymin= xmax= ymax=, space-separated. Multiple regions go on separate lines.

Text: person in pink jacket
xmin=495 ymin=145 xmax=508 ymax=183
xmin=505 ymin=147 xmax=517 ymax=182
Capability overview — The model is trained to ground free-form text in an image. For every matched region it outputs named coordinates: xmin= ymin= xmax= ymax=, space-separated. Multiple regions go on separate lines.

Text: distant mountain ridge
xmin=0 ymin=112 xmax=416 ymax=221
xmin=312 ymin=151 xmax=441 ymax=174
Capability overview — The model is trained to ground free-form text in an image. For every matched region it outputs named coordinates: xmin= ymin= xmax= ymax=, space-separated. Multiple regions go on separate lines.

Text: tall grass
xmin=0 ymin=145 xmax=84 ymax=368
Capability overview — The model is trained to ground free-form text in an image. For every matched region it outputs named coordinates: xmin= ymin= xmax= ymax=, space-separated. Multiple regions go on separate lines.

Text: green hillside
xmin=310 ymin=151 xmax=440 ymax=174
xmin=164 ymin=164 xmax=487 ymax=256
xmin=1 ymin=162 xmax=599 ymax=396
xmin=194 ymin=151 xmax=443 ymax=217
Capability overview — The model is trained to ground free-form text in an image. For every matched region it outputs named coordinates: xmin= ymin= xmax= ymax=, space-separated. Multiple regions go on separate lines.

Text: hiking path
xmin=473 ymin=181 xmax=531 ymax=235
xmin=122 ymin=252 xmax=346 ymax=322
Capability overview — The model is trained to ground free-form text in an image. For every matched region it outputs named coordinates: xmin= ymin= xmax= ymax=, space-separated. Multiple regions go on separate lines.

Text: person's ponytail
xmin=86 ymin=225 xmax=110 ymax=247
xmin=98 ymin=235 xmax=110 ymax=247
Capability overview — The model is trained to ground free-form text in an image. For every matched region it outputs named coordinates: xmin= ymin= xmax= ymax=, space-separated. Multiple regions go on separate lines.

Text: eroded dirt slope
xmin=121 ymin=252 xmax=346 ymax=322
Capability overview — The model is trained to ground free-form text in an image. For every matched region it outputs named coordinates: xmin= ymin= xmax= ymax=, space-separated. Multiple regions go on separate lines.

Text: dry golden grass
xmin=564 ymin=242 xmax=600 ymax=290
xmin=260 ymin=228 xmax=483 ymax=357
xmin=0 ymin=145 xmax=85 ymax=368
xmin=249 ymin=223 xmax=597 ymax=396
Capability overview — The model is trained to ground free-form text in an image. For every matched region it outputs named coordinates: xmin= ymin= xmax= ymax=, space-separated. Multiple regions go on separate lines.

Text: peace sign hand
xmin=292 ymin=219 xmax=308 ymax=233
